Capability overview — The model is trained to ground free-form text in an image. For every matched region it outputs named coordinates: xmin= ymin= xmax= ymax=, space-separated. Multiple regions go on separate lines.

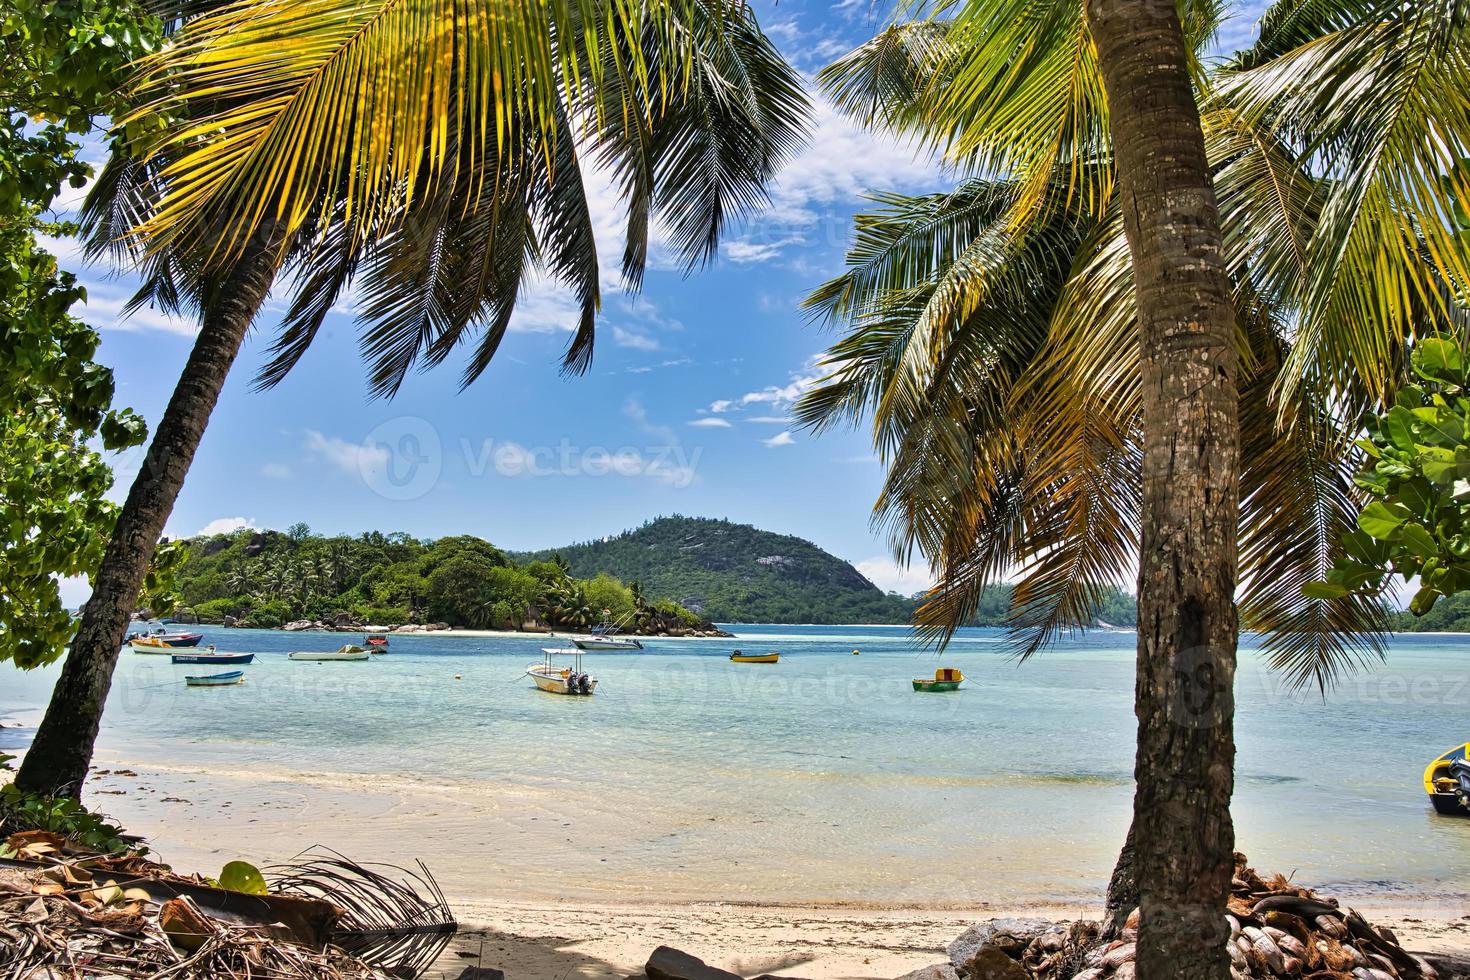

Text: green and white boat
xmin=913 ymin=668 xmax=964 ymax=692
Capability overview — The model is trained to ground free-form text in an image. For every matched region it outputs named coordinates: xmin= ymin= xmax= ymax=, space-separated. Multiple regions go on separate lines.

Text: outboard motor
xmin=578 ymin=673 xmax=592 ymax=695
xmin=1450 ymin=758 xmax=1470 ymax=810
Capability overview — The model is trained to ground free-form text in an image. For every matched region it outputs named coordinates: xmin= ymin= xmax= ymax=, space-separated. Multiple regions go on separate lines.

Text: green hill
xmin=522 ymin=516 xmax=915 ymax=624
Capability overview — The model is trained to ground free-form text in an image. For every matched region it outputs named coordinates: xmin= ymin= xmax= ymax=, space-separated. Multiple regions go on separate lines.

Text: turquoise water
xmin=3 ymin=625 xmax=1469 ymax=905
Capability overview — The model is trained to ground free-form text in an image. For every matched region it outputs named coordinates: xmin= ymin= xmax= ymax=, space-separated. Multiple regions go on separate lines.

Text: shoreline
xmin=432 ymin=897 xmax=1470 ymax=980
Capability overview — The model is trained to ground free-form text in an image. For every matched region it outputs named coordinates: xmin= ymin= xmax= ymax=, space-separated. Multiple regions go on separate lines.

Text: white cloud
xmin=625 ymin=357 xmax=692 ymax=374
xmin=756 ymin=94 xmax=944 ymax=230
xmin=762 ymin=431 xmax=797 ymax=447
xmin=260 ymin=462 xmax=292 ymax=479
xmin=746 ymin=415 xmax=791 ymax=424
xmin=855 ymin=557 xmax=934 ymax=596
xmin=623 ymin=397 xmax=677 ymax=445
xmin=305 ymin=430 xmax=390 ymax=476
xmin=74 ymin=281 xmax=197 ymax=337
xmin=722 ymin=237 xmax=804 ymax=264
xmin=612 ymin=325 xmax=660 ymax=351
xmin=197 ymin=517 xmax=259 ymax=537
xmin=506 ymin=284 xmax=584 ymax=335
xmin=486 ymin=439 xmax=697 ymax=488
xmin=708 ymin=399 xmax=735 ymax=413
xmin=688 ymin=417 xmax=733 ymax=428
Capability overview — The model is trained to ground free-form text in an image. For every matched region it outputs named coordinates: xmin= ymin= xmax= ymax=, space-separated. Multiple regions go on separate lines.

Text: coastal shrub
xmin=193 ymin=596 xmax=250 ymax=621
xmin=426 ymin=554 xmax=501 ymax=626
xmin=583 ymin=573 xmax=635 ymax=621
xmin=349 ymin=604 xmax=411 ymax=625
xmin=239 ymin=599 xmax=292 ymax=629
xmin=0 ymin=755 xmax=137 ymax=855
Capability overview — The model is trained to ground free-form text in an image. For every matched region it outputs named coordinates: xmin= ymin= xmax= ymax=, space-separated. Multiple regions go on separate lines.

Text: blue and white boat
xmin=172 ymin=648 xmax=254 ymax=665
xmin=184 ymin=670 xmax=245 ymax=687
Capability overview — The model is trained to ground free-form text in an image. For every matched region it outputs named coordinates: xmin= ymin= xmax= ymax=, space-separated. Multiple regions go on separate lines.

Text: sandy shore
xmin=424 ymin=900 xmax=1470 ymax=980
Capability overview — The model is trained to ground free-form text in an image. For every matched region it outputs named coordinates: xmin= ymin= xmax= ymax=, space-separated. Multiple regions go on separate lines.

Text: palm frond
xmin=1234 ymin=290 xmax=1391 ymax=690
xmin=1216 ymin=0 xmax=1470 ymax=408
xmin=125 ymin=0 xmax=702 ymax=268
xmin=267 ymin=848 xmax=456 ymax=980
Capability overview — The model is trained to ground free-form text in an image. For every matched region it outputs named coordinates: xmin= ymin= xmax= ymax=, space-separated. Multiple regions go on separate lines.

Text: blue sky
xmin=55 ymin=0 xmax=1272 ymax=604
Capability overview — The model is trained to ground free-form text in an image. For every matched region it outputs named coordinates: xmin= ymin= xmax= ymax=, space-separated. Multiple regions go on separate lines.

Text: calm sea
xmin=3 ymin=625 xmax=1468 ymax=906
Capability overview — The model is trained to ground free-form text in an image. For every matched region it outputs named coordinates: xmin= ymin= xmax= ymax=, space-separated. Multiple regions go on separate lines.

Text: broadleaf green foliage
xmin=0 ymin=0 xmax=161 ymax=667
xmin=0 ymin=752 xmax=139 ymax=854
xmin=1316 ymin=338 xmax=1470 ymax=616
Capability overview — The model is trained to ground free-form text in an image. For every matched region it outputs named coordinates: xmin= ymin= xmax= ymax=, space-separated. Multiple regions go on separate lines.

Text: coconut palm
xmin=801 ymin=0 xmax=1470 ymax=969
xmin=17 ymin=0 xmax=809 ymax=797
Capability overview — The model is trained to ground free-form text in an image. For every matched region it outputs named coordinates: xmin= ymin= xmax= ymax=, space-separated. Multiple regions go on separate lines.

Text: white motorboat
xmin=570 ymin=620 xmax=643 ymax=650
xmin=526 ymin=648 xmax=598 ymax=695
xmin=288 ymin=645 xmax=371 ymax=662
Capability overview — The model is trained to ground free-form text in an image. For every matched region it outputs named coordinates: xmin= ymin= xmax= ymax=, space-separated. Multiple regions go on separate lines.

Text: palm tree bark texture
xmin=1084 ymin=0 xmax=1239 ymax=977
xmin=16 ymin=235 xmax=280 ymax=798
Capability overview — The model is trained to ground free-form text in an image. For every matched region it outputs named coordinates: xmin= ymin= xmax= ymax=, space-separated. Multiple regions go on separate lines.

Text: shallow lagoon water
xmin=4 ymin=625 xmax=1469 ymax=905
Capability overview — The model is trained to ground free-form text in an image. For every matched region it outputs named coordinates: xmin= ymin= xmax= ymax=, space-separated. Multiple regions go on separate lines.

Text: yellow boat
xmin=913 ymin=667 xmax=964 ymax=692
xmin=729 ymin=650 xmax=780 ymax=664
xmin=1424 ymin=743 xmax=1470 ymax=816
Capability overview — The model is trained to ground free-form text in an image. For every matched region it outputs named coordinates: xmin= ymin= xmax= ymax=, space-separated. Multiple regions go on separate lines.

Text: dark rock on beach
xmin=646 ymin=946 xmax=744 ymax=980
xmin=948 ymin=919 xmax=1055 ymax=971
xmin=893 ymin=964 xmax=960 ymax=980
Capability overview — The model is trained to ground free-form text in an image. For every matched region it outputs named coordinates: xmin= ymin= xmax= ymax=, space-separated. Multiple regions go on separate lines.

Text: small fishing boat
xmin=913 ymin=667 xmax=964 ymax=692
xmin=288 ymin=645 xmax=371 ymax=662
xmin=130 ymin=631 xmax=205 ymax=652
xmin=1424 ymin=743 xmax=1470 ymax=815
xmin=185 ymin=670 xmax=244 ymax=687
xmin=364 ymin=633 xmax=389 ymax=651
xmin=729 ymin=650 xmax=780 ymax=664
xmin=171 ymin=647 xmax=255 ymax=665
xmin=526 ymin=648 xmax=597 ymax=695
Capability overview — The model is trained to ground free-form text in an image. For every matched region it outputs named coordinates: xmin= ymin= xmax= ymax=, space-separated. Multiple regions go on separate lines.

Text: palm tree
xmin=325 ymin=541 xmax=357 ymax=592
xmin=18 ymin=0 xmax=808 ymax=799
xmin=802 ymin=0 xmax=1469 ymax=970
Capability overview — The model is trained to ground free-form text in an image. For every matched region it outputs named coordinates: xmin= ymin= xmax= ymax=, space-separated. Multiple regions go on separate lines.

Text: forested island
xmin=169 ymin=516 xmax=1140 ymax=630
xmin=169 ymin=524 xmax=712 ymax=633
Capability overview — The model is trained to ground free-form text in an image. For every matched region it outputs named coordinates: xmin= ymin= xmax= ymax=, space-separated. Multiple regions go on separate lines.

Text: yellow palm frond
xmin=126 ymin=0 xmax=698 ymax=267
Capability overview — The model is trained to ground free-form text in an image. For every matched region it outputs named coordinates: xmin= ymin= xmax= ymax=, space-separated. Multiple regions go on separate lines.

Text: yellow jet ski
xmin=1424 ymin=743 xmax=1470 ymax=816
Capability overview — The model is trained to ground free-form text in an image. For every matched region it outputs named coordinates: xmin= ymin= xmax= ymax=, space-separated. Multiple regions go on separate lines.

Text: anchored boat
xmin=729 ymin=650 xmax=780 ymax=664
xmin=185 ymin=670 xmax=245 ymax=687
xmin=1425 ymin=743 xmax=1470 ymax=816
xmin=364 ymin=633 xmax=390 ymax=651
xmin=526 ymin=648 xmax=597 ymax=695
xmin=171 ymin=648 xmax=254 ymax=665
xmin=913 ymin=668 xmax=964 ymax=692
xmin=571 ymin=620 xmax=643 ymax=650
xmin=288 ymin=645 xmax=371 ymax=662
xmin=129 ymin=631 xmax=205 ymax=652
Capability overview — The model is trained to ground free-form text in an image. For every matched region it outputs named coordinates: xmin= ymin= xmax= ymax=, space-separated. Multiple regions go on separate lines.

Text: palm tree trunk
xmin=1102 ymin=819 xmax=1139 ymax=940
xmin=15 ymin=240 xmax=278 ymax=799
xmin=1085 ymin=1 xmax=1239 ymax=977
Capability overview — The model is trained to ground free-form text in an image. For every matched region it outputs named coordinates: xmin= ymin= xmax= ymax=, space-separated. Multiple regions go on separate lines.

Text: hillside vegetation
xmin=520 ymin=516 xmax=914 ymax=623
xmin=170 ymin=516 xmax=1139 ymax=631
xmin=523 ymin=515 xmax=1138 ymax=627
xmin=170 ymin=525 xmax=705 ymax=632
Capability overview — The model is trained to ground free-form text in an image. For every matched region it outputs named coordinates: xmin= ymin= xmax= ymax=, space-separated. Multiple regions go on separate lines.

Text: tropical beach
xmin=7 ymin=0 xmax=1470 ymax=975
xmin=7 ymin=625 xmax=1470 ymax=975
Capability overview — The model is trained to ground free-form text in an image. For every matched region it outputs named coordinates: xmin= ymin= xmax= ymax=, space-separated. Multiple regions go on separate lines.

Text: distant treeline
xmin=1391 ymin=592 xmax=1470 ymax=632
xmin=171 ymin=524 xmax=705 ymax=631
